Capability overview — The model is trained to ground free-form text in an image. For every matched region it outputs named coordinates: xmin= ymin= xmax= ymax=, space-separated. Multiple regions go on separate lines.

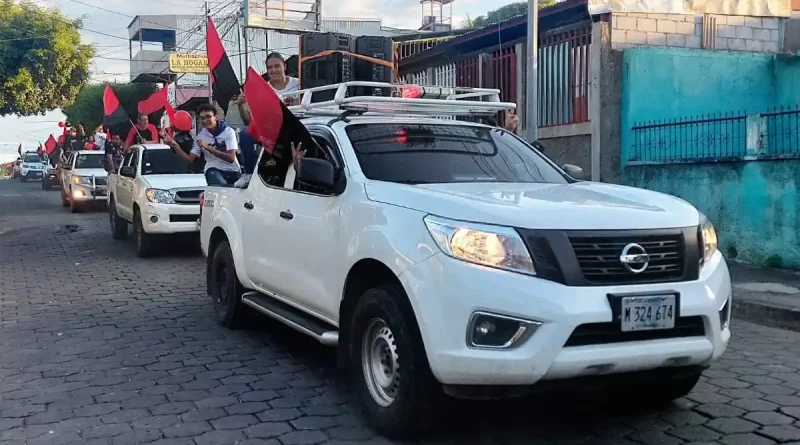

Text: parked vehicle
xmin=18 ymin=152 xmax=45 ymax=182
xmin=107 ymin=144 xmax=206 ymax=257
xmin=198 ymin=82 xmax=731 ymax=438
xmin=59 ymin=150 xmax=108 ymax=213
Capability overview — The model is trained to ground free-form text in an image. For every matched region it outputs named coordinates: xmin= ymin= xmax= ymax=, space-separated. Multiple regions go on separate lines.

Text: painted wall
xmin=626 ymin=161 xmax=800 ymax=267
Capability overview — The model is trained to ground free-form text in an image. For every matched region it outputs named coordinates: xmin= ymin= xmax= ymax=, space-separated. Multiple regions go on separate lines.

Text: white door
xmin=240 ymin=173 xmax=283 ymax=290
xmin=117 ymin=150 xmax=137 ymax=220
xmin=263 ymin=131 xmax=345 ymax=321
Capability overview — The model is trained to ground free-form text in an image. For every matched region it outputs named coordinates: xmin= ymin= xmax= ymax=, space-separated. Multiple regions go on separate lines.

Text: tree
xmin=62 ymin=82 xmax=160 ymax=134
xmin=472 ymin=0 xmax=557 ymax=28
xmin=0 ymin=0 xmax=94 ymax=116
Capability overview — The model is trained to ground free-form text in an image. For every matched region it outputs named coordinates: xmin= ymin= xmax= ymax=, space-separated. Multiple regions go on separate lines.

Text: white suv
xmin=199 ymin=83 xmax=731 ymax=438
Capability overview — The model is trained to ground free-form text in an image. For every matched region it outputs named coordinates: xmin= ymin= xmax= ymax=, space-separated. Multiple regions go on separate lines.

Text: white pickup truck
xmin=198 ymin=83 xmax=731 ymax=438
xmin=59 ymin=150 xmax=109 ymax=213
xmin=107 ymin=144 xmax=206 ymax=257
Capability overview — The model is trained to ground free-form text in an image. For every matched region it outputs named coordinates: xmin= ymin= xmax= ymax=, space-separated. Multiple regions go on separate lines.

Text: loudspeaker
xmin=354 ymin=36 xmax=394 ymax=97
xmin=300 ymin=32 xmax=355 ymax=102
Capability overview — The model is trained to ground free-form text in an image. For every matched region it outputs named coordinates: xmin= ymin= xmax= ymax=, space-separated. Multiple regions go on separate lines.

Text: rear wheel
xmin=134 ymin=210 xmax=156 ymax=257
xmin=109 ymin=198 xmax=128 ymax=240
xmin=209 ymin=240 xmax=246 ymax=329
xmin=349 ymin=284 xmax=442 ymax=438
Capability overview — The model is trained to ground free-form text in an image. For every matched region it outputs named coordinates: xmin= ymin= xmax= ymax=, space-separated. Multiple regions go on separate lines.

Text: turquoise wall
xmin=626 ymin=161 xmax=800 ymax=267
xmin=621 ymin=47 xmax=800 ymax=267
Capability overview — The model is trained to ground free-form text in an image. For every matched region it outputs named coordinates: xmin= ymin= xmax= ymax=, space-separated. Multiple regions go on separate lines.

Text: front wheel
xmin=349 ymin=284 xmax=442 ymax=438
xmin=134 ymin=210 xmax=156 ymax=257
xmin=69 ymin=190 xmax=81 ymax=213
xmin=209 ymin=240 xmax=247 ymax=329
xmin=109 ymin=198 xmax=128 ymax=240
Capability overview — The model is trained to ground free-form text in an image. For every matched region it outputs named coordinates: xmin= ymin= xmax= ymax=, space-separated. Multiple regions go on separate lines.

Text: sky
xmin=0 ymin=0 xmax=521 ymax=163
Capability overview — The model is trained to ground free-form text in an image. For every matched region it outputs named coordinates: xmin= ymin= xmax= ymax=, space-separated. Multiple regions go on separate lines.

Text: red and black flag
xmin=103 ymin=84 xmax=129 ymax=128
xmin=44 ymin=134 xmax=57 ymax=155
xmin=242 ymin=66 xmax=315 ymax=159
xmin=207 ymin=17 xmax=240 ymax=116
xmin=139 ymin=86 xmax=176 ymax=122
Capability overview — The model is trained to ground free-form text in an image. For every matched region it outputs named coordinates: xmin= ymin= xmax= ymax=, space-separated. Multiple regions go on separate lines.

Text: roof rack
xmin=285 ymin=81 xmax=516 ymax=118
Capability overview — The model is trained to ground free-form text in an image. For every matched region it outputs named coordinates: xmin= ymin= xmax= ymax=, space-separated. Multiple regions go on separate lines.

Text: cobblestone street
xmin=2 ymin=179 xmax=800 ymax=445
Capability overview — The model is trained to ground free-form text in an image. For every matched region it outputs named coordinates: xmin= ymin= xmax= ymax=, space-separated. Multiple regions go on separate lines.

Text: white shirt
xmin=192 ymin=125 xmax=240 ymax=173
xmin=94 ymin=132 xmax=108 ymax=148
xmin=272 ymin=77 xmax=299 ymax=95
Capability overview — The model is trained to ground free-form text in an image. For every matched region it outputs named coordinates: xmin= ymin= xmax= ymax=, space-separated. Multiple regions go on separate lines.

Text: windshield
xmin=23 ymin=154 xmax=42 ymax=163
xmin=74 ymin=153 xmax=106 ymax=169
xmin=141 ymin=149 xmax=195 ymax=175
xmin=346 ymin=124 xmax=568 ymax=185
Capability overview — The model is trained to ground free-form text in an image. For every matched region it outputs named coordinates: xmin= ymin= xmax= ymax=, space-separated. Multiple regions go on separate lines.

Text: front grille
xmin=169 ymin=214 xmax=199 ymax=223
xmin=94 ymin=177 xmax=107 ymax=186
xmin=570 ymin=234 xmax=685 ymax=284
xmin=174 ymin=190 xmax=203 ymax=204
xmin=564 ymin=316 xmax=706 ymax=347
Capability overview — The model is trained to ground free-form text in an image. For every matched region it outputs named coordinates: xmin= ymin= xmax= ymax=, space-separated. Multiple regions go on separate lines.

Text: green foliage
xmin=62 ymin=82 xmax=160 ymax=134
xmin=472 ymin=0 xmax=557 ymax=28
xmin=0 ymin=0 xmax=94 ymax=116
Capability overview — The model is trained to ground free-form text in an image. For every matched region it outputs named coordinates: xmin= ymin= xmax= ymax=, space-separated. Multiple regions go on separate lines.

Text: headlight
xmin=145 ymin=189 xmax=175 ymax=204
xmin=424 ymin=215 xmax=535 ymax=275
xmin=72 ymin=176 xmax=92 ymax=186
xmin=699 ymin=212 xmax=718 ymax=264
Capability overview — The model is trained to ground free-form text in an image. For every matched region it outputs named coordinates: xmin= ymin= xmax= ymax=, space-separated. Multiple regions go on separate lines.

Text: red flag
xmin=103 ymin=84 xmax=128 ymax=126
xmin=242 ymin=66 xmax=314 ymax=158
xmin=44 ymin=134 xmax=57 ymax=155
xmin=138 ymin=87 xmax=176 ymax=123
xmin=207 ymin=17 xmax=240 ymax=115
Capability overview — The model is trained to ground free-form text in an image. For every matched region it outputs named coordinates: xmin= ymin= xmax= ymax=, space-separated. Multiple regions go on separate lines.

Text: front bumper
xmin=71 ymin=185 xmax=108 ymax=202
xmin=22 ymin=169 xmax=43 ymax=179
xmin=141 ymin=202 xmax=201 ymax=234
xmin=399 ymin=251 xmax=731 ymax=386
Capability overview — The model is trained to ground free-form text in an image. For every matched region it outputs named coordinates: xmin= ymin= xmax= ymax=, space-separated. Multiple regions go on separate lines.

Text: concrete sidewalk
xmin=730 ymin=262 xmax=800 ymax=331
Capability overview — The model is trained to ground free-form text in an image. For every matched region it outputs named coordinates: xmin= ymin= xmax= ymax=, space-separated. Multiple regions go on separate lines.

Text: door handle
xmin=244 ymin=201 xmax=254 ymax=210
xmin=279 ymin=211 xmax=294 ymax=220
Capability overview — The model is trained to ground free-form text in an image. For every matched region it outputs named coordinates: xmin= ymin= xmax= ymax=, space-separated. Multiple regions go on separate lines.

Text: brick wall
xmin=611 ymin=13 xmax=783 ymax=53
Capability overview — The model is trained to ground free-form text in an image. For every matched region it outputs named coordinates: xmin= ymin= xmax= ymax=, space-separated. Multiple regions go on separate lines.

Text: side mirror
xmin=296 ymin=158 xmax=335 ymax=191
xmin=562 ymin=164 xmax=585 ymax=179
xmin=120 ymin=166 xmax=135 ymax=178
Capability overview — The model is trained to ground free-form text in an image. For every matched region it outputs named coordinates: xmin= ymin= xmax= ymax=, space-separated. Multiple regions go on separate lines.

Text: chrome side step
xmin=242 ymin=292 xmax=338 ymax=346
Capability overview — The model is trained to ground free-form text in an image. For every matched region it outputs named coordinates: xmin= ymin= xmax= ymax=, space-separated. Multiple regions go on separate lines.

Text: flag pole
xmin=206 ymin=1 xmax=213 ymax=105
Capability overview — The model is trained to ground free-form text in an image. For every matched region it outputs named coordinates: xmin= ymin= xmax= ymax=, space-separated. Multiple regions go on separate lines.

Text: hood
xmin=364 ymin=181 xmax=701 ymax=230
xmin=141 ymin=174 xmax=207 ymax=192
xmin=73 ymin=168 xmax=108 ymax=178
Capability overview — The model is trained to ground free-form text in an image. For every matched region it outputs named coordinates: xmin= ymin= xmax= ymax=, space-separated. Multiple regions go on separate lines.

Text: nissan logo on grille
xmin=619 ymin=243 xmax=650 ymax=274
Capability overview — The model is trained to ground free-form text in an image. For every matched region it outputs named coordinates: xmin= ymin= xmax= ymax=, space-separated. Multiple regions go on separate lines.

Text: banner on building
xmin=588 ymin=0 xmax=791 ymax=17
xmin=169 ymin=54 xmax=209 ymax=73
xmin=243 ymin=0 xmax=321 ymax=31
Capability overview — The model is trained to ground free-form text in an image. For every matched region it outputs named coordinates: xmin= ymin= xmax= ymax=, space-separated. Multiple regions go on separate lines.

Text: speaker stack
xmin=300 ymin=33 xmax=355 ymax=103
xmin=299 ymin=33 xmax=395 ymax=102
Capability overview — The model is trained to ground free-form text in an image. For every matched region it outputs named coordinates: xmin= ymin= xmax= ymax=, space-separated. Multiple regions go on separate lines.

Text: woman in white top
xmin=263 ymin=52 xmax=299 ymax=104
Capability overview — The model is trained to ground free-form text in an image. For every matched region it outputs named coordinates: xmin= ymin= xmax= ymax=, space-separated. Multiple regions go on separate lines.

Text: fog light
xmin=719 ymin=298 xmax=731 ymax=330
xmin=150 ymin=216 xmax=158 ymax=224
xmin=72 ymin=190 xmax=84 ymax=198
xmin=466 ymin=312 xmax=540 ymax=349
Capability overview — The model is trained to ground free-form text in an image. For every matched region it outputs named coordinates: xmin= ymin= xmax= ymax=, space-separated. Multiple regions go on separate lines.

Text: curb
xmin=732 ymin=298 xmax=800 ymax=332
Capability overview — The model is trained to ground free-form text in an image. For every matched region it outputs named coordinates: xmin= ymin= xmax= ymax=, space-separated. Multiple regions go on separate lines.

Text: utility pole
xmin=526 ymin=0 xmax=538 ymax=142
xmin=206 ymin=0 xmax=213 ymax=104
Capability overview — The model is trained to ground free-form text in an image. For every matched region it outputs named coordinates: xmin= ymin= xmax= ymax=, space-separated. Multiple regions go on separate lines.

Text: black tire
xmin=109 ymin=198 xmax=128 ymax=240
xmin=349 ymin=284 xmax=442 ymax=438
xmin=209 ymin=240 xmax=246 ymax=328
xmin=20 ymin=176 xmax=26 ymax=183
xmin=60 ymin=188 xmax=69 ymax=207
xmin=134 ymin=210 xmax=156 ymax=257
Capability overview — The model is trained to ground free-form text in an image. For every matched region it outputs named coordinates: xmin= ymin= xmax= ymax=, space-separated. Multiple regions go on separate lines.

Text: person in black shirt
xmin=104 ymin=134 xmax=129 ymax=172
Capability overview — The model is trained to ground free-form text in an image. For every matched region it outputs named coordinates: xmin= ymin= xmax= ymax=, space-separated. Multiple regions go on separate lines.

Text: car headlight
xmin=72 ymin=176 xmax=92 ymax=186
xmin=424 ymin=215 xmax=535 ymax=275
xmin=699 ymin=212 xmax=718 ymax=264
xmin=145 ymin=189 xmax=175 ymax=204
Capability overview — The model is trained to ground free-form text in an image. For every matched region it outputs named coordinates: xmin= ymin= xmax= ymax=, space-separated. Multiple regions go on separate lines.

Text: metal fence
xmin=759 ymin=106 xmax=800 ymax=157
xmin=629 ymin=112 xmax=748 ymax=163
xmin=538 ymin=21 xmax=591 ymax=127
